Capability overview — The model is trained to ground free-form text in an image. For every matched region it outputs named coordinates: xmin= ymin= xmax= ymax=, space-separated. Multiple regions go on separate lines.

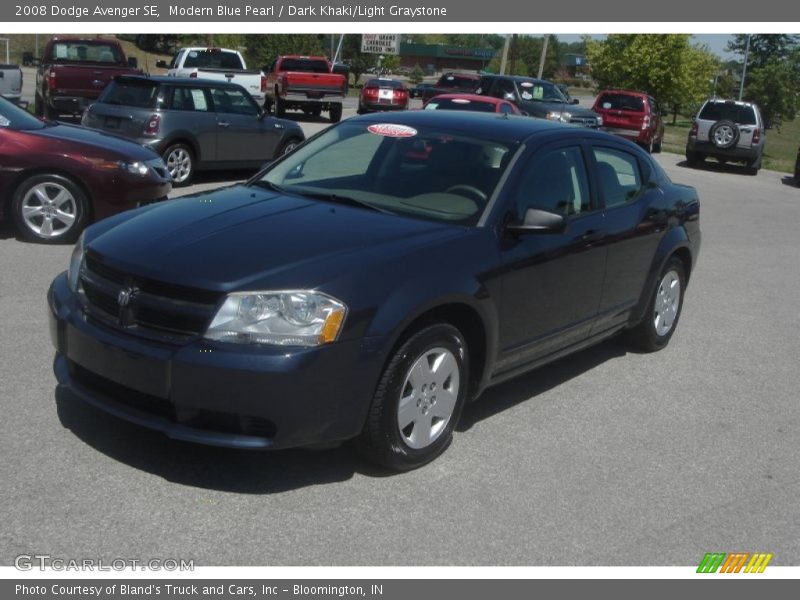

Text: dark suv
xmin=82 ymin=76 xmax=305 ymax=186
xmin=685 ymin=99 xmax=765 ymax=174
xmin=475 ymin=74 xmax=602 ymax=127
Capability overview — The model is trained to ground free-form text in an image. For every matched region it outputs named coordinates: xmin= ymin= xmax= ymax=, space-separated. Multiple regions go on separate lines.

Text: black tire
xmin=275 ymin=95 xmax=286 ymax=118
xmin=162 ymin=143 xmax=195 ymax=187
xmin=685 ymin=150 xmax=703 ymax=167
xmin=794 ymin=157 xmax=800 ymax=187
xmin=653 ymin=134 xmax=663 ymax=153
xmin=626 ymin=257 xmax=686 ymax=352
xmin=329 ymin=103 xmax=343 ymax=123
xmin=356 ymin=323 xmax=469 ymax=471
xmin=274 ymin=137 xmax=302 ymax=159
xmin=709 ymin=119 xmax=740 ymax=150
xmin=34 ymin=93 xmax=44 ymax=117
xmin=746 ymin=154 xmax=762 ymax=175
xmin=11 ymin=174 xmax=89 ymax=244
xmin=641 ymin=138 xmax=654 ymax=154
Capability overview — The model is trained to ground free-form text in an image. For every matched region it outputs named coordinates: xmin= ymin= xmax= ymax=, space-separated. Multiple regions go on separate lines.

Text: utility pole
xmin=509 ymin=34 xmax=518 ymax=75
xmin=537 ymin=35 xmax=549 ymax=79
xmin=499 ymin=35 xmax=510 ymax=75
xmin=739 ymin=34 xmax=751 ymax=101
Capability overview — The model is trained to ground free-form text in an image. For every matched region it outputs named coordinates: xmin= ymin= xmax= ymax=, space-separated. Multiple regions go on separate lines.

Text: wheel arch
xmin=4 ymin=167 xmax=95 ymax=223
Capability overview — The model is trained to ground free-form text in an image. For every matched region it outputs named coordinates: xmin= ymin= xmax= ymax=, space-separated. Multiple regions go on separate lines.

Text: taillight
xmin=189 ymin=72 xmax=198 ymax=78
xmin=689 ymin=122 xmax=698 ymax=137
xmin=642 ymin=114 xmax=650 ymax=131
xmin=395 ymin=90 xmax=408 ymax=101
xmin=751 ymin=128 xmax=761 ymax=145
xmin=47 ymin=69 xmax=57 ymax=90
xmin=142 ymin=114 xmax=161 ymax=136
xmin=364 ymin=87 xmax=378 ymax=99
xmin=260 ymin=74 xmax=267 ymax=92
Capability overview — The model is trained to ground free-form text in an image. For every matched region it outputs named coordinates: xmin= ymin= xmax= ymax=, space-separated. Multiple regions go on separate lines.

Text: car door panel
xmin=211 ymin=87 xmax=278 ymax=164
xmin=495 ymin=142 xmax=607 ymax=373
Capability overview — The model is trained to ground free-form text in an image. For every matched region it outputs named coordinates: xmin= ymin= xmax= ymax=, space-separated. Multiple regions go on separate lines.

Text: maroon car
xmin=357 ymin=78 xmax=409 ymax=114
xmin=0 ymin=97 xmax=171 ymax=243
xmin=592 ymin=89 xmax=665 ymax=153
xmin=423 ymin=93 xmax=522 ymax=115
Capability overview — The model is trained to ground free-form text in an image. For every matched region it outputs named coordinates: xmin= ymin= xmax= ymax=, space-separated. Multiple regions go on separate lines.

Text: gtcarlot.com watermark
xmin=15 ymin=554 xmax=195 ymax=572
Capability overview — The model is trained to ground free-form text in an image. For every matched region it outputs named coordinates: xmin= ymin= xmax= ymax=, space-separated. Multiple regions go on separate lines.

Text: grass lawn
xmin=662 ymin=115 xmax=799 ymax=174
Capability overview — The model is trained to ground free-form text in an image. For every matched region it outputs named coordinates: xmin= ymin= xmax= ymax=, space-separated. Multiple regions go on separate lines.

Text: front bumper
xmin=49 ymin=272 xmax=386 ymax=450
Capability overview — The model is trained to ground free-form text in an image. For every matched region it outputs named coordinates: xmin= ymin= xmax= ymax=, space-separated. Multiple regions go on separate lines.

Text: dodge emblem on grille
xmin=118 ymin=287 xmax=136 ymax=307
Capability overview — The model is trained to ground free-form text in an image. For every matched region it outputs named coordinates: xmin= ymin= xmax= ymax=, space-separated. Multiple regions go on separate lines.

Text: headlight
xmin=545 ymin=111 xmax=571 ymax=123
xmin=205 ymin=291 xmax=347 ymax=347
xmin=120 ymin=161 xmax=150 ymax=177
xmin=67 ymin=232 xmax=85 ymax=293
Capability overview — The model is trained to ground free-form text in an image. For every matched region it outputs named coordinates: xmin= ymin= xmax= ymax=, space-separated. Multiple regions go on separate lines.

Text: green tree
xmin=244 ymin=35 xmax=325 ymax=70
xmin=585 ymin=34 xmax=718 ymax=123
xmin=409 ymin=64 xmax=425 ymax=85
xmin=726 ymin=35 xmax=800 ymax=128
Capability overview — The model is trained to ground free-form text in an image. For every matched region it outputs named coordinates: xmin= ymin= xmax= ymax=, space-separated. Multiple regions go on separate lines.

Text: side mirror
xmin=127 ymin=56 xmax=138 ymax=69
xmin=570 ymin=98 xmax=579 ymax=105
xmin=155 ymin=60 xmax=168 ymax=69
xmin=506 ymin=208 xmax=567 ymax=235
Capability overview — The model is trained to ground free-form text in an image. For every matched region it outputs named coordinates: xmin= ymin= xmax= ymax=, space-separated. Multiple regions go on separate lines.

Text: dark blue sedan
xmin=48 ymin=111 xmax=701 ymax=471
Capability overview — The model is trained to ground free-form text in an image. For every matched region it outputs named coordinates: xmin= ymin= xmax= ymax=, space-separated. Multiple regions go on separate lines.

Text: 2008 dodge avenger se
xmin=49 ymin=111 xmax=700 ymax=471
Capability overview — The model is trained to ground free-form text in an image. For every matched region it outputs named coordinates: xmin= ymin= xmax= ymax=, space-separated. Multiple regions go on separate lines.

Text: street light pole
xmin=537 ymin=35 xmax=549 ymax=79
xmin=739 ymin=34 xmax=751 ymax=101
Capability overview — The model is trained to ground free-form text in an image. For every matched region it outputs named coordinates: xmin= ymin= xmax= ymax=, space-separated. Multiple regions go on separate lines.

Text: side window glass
xmin=593 ymin=147 xmax=643 ymax=208
xmin=512 ymin=146 xmax=591 ymax=220
xmin=168 ymin=51 xmax=181 ymax=70
xmin=499 ymin=103 xmax=513 ymax=115
xmin=211 ymin=88 xmax=258 ymax=116
xmin=170 ymin=87 xmax=210 ymax=112
xmin=491 ymin=79 xmax=515 ymax=100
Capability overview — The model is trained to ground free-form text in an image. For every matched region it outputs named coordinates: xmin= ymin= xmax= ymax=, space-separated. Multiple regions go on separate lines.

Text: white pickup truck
xmin=0 ymin=64 xmax=23 ymax=105
xmin=157 ymin=47 xmax=266 ymax=106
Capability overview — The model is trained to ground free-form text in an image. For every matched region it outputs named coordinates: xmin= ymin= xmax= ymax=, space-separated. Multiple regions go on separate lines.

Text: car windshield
xmin=365 ymin=79 xmax=404 ymax=89
xmin=699 ymin=102 xmax=757 ymax=125
xmin=0 ymin=96 xmax=46 ymax=130
xmin=50 ymin=42 xmax=122 ymax=64
xmin=438 ymin=74 xmax=479 ymax=91
xmin=596 ymin=93 xmax=645 ymax=112
xmin=183 ymin=50 xmax=244 ymax=69
xmin=517 ymin=80 xmax=567 ymax=102
xmin=425 ymin=98 xmax=496 ymax=113
xmin=255 ymin=121 xmax=519 ymax=226
xmin=99 ymin=80 xmax=161 ymax=108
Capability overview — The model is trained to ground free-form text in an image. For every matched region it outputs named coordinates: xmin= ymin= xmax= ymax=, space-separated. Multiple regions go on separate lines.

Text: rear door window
xmin=100 ymin=81 xmax=161 ymax=108
xmin=592 ymin=147 xmax=644 ymax=208
xmin=170 ymin=87 xmax=211 ymax=112
xmin=210 ymin=87 xmax=259 ymax=116
xmin=183 ymin=50 xmax=244 ymax=70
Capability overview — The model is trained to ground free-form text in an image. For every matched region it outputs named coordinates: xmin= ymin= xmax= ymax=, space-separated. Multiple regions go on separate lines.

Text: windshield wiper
xmin=292 ymin=190 xmax=394 ymax=214
xmin=250 ymin=180 xmax=287 ymax=194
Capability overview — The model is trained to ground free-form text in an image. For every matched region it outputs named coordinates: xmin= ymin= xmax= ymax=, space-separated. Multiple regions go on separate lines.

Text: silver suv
xmin=685 ymin=99 xmax=765 ymax=174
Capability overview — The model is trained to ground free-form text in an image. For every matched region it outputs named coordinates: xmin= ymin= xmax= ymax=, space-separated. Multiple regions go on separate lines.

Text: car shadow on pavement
xmin=0 ymin=220 xmax=20 ymax=241
xmin=676 ymin=159 xmax=756 ymax=176
xmin=53 ymin=337 xmax=630 ymax=491
xmin=54 ymin=386 xmax=387 ymax=493
xmin=780 ymin=175 xmax=799 ymax=188
xmin=458 ymin=337 xmax=629 ymax=432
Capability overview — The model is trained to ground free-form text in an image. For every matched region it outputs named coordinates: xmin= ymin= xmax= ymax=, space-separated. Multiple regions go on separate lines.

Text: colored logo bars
xmin=697 ymin=552 xmax=773 ymax=573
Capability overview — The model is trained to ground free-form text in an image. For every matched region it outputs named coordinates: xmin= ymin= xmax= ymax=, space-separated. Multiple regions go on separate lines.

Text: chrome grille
xmin=569 ymin=116 xmax=600 ymax=128
xmin=79 ymin=251 xmax=221 ymax=340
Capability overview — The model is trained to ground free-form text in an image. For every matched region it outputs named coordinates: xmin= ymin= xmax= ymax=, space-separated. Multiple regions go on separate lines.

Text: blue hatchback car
xmin=49 ymin=111 xmax=701 ymax=471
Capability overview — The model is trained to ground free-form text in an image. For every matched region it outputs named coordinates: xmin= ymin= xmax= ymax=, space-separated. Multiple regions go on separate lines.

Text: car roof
xmin=597 ymin=89 xmax=650 ymax=98
xmin=705 ymin=98 xmax=757 ymax=108
xmin=428 ymin=93 xmax=504 ymax=104
xmin=352 ymin=110 xmax=620 ymax=145
xmin=112 ymin=74 xmax=246 ymax=90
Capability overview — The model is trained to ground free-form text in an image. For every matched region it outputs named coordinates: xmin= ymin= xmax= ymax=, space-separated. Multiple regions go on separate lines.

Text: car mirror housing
xmin=506 ymin=208 xmax=567 ymax=235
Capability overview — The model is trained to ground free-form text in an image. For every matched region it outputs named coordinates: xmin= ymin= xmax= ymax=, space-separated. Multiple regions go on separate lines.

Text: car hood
xmin=28 ymin=122 xmax=158 ymax=160
xmin=85 ymin=185 xmax=460 ymax=292
xmin=530 ymin=101 xmax=598 ymax=117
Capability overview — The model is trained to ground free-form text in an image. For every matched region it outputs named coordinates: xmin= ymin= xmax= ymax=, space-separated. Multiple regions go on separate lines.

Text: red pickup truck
xmin=264 ymin=55 xmax=347 ymax=123
xmin=35 ymin=37 xmax=141 ymax=119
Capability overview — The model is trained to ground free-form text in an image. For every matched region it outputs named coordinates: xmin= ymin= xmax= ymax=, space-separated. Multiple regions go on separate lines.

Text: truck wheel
xmin=329 ymin=103 xmax=343 ymax=123
xmin=685 ymin=150 xmax=703 ymax=167
xmin=11 ymin=174 xmax=89 ymax=244
xmin=162 ymin=143 xmax=194 ymax=187
xmin=275 ymin=96 xmax=286 ymax=118
xmin=310 ymin=106 xmax=322 ymax=118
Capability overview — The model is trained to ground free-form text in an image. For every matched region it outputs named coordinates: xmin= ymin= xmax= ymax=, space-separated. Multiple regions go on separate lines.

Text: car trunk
xmin=51 ymin=64 xmax=137 ymax=99
xmin=84 ymin=104 xmax=152 ymax=138
xmin=594 ymin=94 xmax=646 ymax=131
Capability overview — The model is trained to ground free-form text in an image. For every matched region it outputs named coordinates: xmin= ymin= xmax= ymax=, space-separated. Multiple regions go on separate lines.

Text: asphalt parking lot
xmin=1 ymin=106 xmax=799 ymax=566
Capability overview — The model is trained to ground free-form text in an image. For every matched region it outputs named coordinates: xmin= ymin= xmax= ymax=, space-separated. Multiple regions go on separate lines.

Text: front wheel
xmin=274 ymin=137 xmax=301 ymax=159
xmin=11 ymin=174 xmax=89 ymax=244
xmin=356 ymin=324 xmax=469 ymax=471
xmin=626 ymin=257 xmax=686 ymax=352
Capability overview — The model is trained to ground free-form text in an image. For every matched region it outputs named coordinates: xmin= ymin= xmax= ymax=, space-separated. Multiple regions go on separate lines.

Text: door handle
xmin=218 ymin=121 xmax=230 ymax=128
xmin=579 ymin=230 xmax=605 ymax=243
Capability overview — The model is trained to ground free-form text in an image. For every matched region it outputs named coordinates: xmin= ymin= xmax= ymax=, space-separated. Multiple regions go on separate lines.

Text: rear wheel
xmin=310 ymin=106 xmax=322 ymax=118
xmin=356 ymin=324 xmax=469 ymax=471
xmin=274 ymin=137 xmax=301 ymax=159
xmin=11 ymin=174 xmax=89 ymax=244
xmin=685 ymin=150 xmax=703 ymax=167
xmin=746 ymin=154 xmax=762 ymax=175
xmin=274 ymin=96 xmax=286 ymax=118
xmin=653 ymin=134 xmax=662 ymax=153
xmin=626 ymin=257 xmax=686 ymax=352
xmin=162 ymin=143 xmax=194 ymax=187
xmin=329 ymin=103 xmax=343 ymax=123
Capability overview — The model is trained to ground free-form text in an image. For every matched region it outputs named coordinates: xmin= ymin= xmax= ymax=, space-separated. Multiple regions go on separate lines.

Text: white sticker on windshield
xmin=603 ymin=102 xmax=612 ymax=109
xmin=521 ymin=92 xmax=533 ymax=100
xmin=0 ymin=116 xmax=10 ymax=127
xmin=191 ymin=89 xmax=208 ymax=110
xmin=520 ymin=81 xmax=534 ymax=88
xmin=452 ymin=98 xmax=471 ymax=104
xmin=368 ymin=123 xmax=418 ymax=138
xmin=189 ymin=51 xmax=198 ymax=58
